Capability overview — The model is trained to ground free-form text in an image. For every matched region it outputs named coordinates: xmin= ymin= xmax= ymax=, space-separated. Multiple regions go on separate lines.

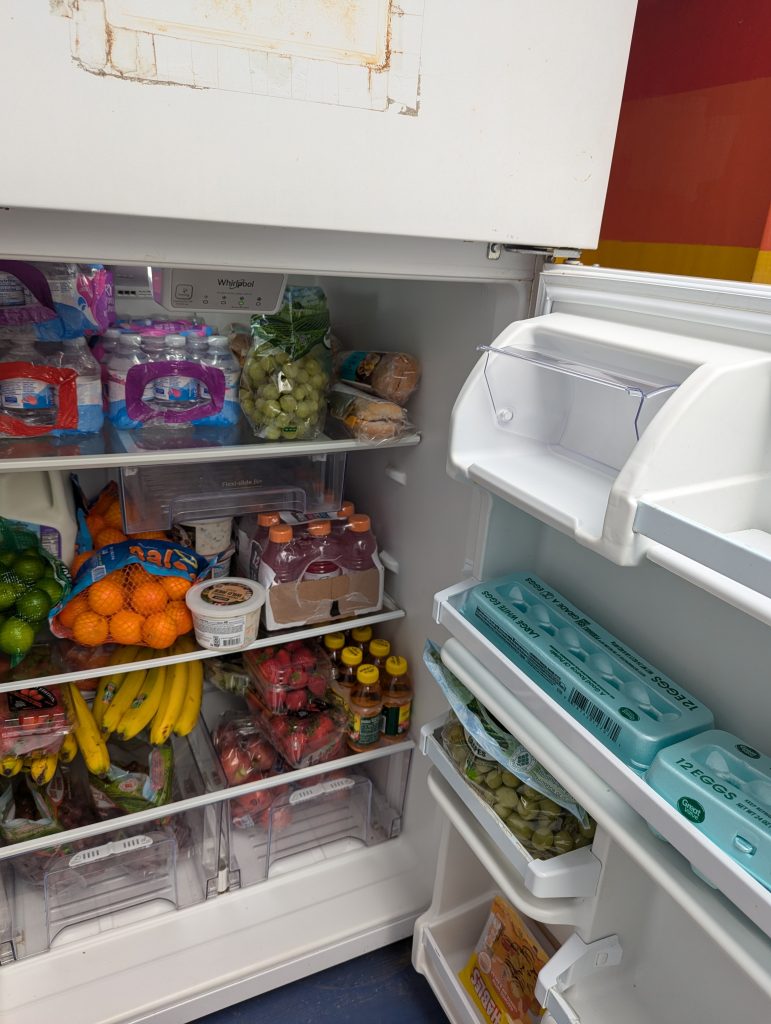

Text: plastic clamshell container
xmin=0 ymin=689 xmax=71 ymax=758
xmin=460 ymin=573 xmax=714 ymax=773
xmin=245 ymin=691 xmax=348 ymax=769
xmin=646 ymin=730 xmax=771 ymax=891
xmin=1 ymin=717 xmax=228 ymax=960
xmin=244 ymin=640 xmax=334 ymax=714
xmin=119 ymin=452 xmax=346 ymax=532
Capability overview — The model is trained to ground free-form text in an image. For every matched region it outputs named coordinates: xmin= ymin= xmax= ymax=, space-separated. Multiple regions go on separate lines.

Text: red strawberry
xmin=285 ymin=689 xmax=307 ymax=712
xmin=306 ymin=674 xmax=328 ymax=698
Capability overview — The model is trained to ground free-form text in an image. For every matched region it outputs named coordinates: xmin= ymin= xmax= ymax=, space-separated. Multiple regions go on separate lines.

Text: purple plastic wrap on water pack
xmin=0 ymin=262 xmax=58 ymax=328
xmin=124 ymin=360 xmax=226 ymax=424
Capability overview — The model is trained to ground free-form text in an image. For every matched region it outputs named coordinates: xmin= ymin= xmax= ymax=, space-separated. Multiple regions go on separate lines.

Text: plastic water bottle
xmin=141 ymin=333 xmax=197 ymax=414
xmin=97 ymin=327 xmax=122 ymax=363
xmin=0 ymin=335 xmax=55 ymax=427
xmin=54 ymin=336 xmax=103 ymax=433
xmin=199 ymin=335 xmax=240 ymax=404
xmin=340 ymin=514 xmax=378 ymax=572
xmin=107 ymin=332 xmax=144 ymax=424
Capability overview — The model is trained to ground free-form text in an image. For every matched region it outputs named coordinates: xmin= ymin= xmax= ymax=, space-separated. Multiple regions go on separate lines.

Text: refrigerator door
xmin=0 ymin=0 xmax=635 ymax=249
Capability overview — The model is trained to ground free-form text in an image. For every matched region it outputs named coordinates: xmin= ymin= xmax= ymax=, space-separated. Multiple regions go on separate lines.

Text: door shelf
xmin=0 ymin=420 xmax=420 ymax=473
xmin=434 ymin=578 xmax=771 ymax=941
xmin=635 ymin=478 xmax=771 ymax=623
xmin=420 ymin=714 xmax=602 ymax=899
xmin=0 ymin=594 xmax=405 ymax=695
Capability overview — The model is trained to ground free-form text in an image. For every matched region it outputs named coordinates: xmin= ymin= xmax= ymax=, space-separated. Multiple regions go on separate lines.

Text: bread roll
xmin=336 ymin=351 xmax=421 ymax=404
xmin=328 ymin=384 xmax=409 ymax=441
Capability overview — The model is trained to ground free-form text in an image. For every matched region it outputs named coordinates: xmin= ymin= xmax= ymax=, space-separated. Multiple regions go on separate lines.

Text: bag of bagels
xmin=327 ymin=383 xmax=411 ymax=442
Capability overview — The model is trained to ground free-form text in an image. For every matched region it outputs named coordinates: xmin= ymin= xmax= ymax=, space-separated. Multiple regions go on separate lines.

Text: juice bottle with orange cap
xmin=258 ymin=524 xmax=302 ymax=585
xmin=332 ymin=500 xmax=355 ymax=533
xmin=340 ymin=513 xmax=377 ymax=572
xmin=302 ymin=520 xmax=341 ymax=582
xmin=347 ymin=663 xmax=383 ymax=752
xmin=380 ymin=656 xmax=412 ymax=743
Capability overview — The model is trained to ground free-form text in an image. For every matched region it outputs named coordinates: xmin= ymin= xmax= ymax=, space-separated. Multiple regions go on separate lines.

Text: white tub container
xmin=185 ymin=577 xmax=265 ymax=651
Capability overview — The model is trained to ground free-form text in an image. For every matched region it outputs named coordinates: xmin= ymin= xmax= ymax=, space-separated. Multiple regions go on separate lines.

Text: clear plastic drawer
xmin=119 ymin=452 xmax=346 ymax=532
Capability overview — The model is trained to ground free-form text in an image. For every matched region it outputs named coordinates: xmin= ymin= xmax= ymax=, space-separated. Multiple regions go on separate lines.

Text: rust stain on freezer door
xmin=50 ymin=0 xmax=421 ymax=112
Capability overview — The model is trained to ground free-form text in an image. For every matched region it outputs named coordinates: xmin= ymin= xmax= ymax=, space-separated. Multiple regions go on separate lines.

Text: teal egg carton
xmin=646 ymin=730 xmax=771 ymax=891
xmin=461 ymin=573 xmax=714 ymax=772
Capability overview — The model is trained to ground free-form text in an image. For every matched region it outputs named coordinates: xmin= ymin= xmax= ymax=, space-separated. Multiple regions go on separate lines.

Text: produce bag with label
xmin=212 ymin=712 xmax=292 ymax=829
xmin=50 ymin=539 xmax=208 ymax=648
xmin=239 ymin=286 xmax=332 ymax=441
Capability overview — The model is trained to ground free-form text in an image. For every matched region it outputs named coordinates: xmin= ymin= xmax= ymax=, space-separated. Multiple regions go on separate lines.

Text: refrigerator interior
xmin=0 ymin=261 xmax=769 ymax=1024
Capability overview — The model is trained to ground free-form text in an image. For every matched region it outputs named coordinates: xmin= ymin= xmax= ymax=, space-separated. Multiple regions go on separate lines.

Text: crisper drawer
xmin=226 ymin=744 xmax=413 ymax=890
xmin=119 ymin=451 xmax=346 ymax=531
xmin=0 ymin=721 xmax=228 ymax=961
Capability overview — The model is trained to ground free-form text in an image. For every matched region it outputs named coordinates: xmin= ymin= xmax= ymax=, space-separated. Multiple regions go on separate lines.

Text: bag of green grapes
xmin=240 ymin=286 xmax=332 ymax=441
xmin=0 ymin=519 xmax=70 ymax=666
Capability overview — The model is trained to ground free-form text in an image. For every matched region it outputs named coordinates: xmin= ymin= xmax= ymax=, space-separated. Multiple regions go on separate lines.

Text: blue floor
xmin=198 ymin=938 xmax=448 ymax=1024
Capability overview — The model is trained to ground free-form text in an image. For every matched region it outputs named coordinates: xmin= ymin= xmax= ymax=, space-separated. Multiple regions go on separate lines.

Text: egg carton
xmin=646 ymin=730 xmax=771 ymax=891
xmin=461 ymin=573 xmax=714 ymax=772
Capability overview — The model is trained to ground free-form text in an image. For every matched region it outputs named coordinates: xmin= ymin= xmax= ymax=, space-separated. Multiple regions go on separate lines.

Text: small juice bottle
xmin=367 ymin=638 xmax=391 ymax=671
xmin=347 ymin=663 xmax=383 ymax=753
xmin=349 ymin=625 xmax=372 ymax=655
xmin=333 ymin=645 xmax=363 ymax=712
xmin=323 ymin=631 xmax=346 ymax=680
xmin=380 ymin=656 xmax=412 ymax=743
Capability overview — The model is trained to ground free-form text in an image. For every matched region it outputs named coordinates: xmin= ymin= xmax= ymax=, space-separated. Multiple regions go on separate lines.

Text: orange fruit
xmin=71 ymin=551 xmax=95 ymax=577
xmin=71 ymin=611 xmax=110 ymax=647
xmin=87 ymin=578 xmax=126 ymax=616
xmin=130 ymin=531 xmax=169 ymax=541
xmin=166 ymin=600 xmax=193 ymax=636
xmin=130 ymin=580 xmax=168 ymax=615
xmin=94 ymin=528 xmax=127 ymax=549
xmin=57 ymin=593 xmax=90 ymax=630
xmin=109 ymin=609 xmax=144 ymax=645
xmin=86 ymin=514 xmax=105 ymax=537
xmin=123 ymin=564 xmax=151 ymax=587
xmin=161 ymin=576 xmax=192 ymax=600
xmin=141 ymin=612 xmax=178 ymax=650
xmin=103 ymin=503 xmax=124 ymax=530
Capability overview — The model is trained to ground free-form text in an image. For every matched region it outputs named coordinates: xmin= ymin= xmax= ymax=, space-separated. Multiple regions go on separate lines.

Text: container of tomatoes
xmin=211 ymin=712 xmax=292 ymax=830
xmin=244 ymin=639 xmax=333 ymax=714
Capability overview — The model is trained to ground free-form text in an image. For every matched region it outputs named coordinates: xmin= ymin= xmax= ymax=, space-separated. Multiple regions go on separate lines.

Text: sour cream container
xmin=185 ymin=577 xmax=265 ymax=651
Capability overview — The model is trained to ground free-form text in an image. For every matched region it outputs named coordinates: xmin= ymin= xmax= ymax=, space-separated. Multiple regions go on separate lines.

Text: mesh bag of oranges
xmin=50 ymin=539 xmax=210 ymax=649
xmin=0 ymin=519 xmax=71 ymax=666
xmin=72 ymin=481 xmax=172 ymax=572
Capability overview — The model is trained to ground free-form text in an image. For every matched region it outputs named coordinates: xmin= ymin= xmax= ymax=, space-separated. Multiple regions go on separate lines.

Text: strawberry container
xmin=244 ymin=691 xmax=348 ymax=769
xmin=244 ymin=640 xmax=334 ymax=715
xmin=0 ymin=688 xmax=72 ymax=759
xmin=211 ymin=711 xmax=293 ymax=829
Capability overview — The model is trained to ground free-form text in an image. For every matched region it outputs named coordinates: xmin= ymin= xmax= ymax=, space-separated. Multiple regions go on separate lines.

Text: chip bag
xmin=50 ymin=539 xmax=209 ymax=648
xmin=459 ymin=896 xmax=554 ymax=1024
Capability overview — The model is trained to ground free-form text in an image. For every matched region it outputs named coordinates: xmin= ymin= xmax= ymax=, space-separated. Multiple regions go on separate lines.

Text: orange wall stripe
xmin=582 ymin=241 xmax=760 ymax=282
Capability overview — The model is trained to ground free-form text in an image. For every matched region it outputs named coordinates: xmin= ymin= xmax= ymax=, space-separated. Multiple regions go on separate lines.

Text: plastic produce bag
xmin=240 ymin=286 xmax=332 ymax=441
xmin=423 ymin=640 xmax=591 ymax=827
xmin=0 ymin=774 xmax=62 ymax=845
xmin=0 ymin=519 xmax=71 ymax=667
xmin=89 ymin=740 xmax=174 ymax=817
xmin=335 ymin=350 xmax=421 ymax=404
xmin=50 ymin=539 xmax=208 ymax=649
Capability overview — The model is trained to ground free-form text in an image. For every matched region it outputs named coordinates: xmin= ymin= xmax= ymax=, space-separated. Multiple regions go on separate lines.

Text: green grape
xmin=494 ymin=788 xmax=519 ymax=810
xmin=537 ymin=799 xmax=562 ymax=820
xmin=274 ymin=350 xmax=290 ymax=366
xmin=261 ymin=384 xmax=279 ymax=401
xmin=283 ymin=361 xmax=299 ymax=380
xmin=293 ymin=384 xmax=307 ymax=401
xmin=248 ymin=363 xmax=266 ymax=385
xmin=519 ymin=785 xmax=541 ymax=801
xmin=493 ymin=804 xmax=511 ymax=821
xmin=309 ymin=373 xmax=325 ymax=390
xmin=263 ymin=425 xmax=282 ymax=441
xmin=506 ymin=815 xmax=534 ymax=843
xmin=240 ymin=397 xmax=255 ymax=416
xmin=264 ymin=400 xmax=282 ymax=418
xmin=531 ymin=827 xmax=554 ymax=851
xmin=553 ymin=830 xmax=575 ymax=854
xmin=304 ymin=358 xmax=320 ymax=375
xmin=501 ymin=772 xmax=519 ymax=788
xmin=280 ymin=394 xmax=298 ymax=413
xmin=296 ymin=401 xmax=313 ymax=419
xmin=295 ymin=368 xmax=310 ymax=385
xmin=275 ymin=412 xmax=292 ymax=428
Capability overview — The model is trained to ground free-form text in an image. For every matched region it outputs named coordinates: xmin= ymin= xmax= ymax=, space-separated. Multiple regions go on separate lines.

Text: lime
xmin=15 ymin=588 xmax=52 ymax=622
xmin=0 ymin=617 xmax=35 ymax=658
xmin=12 ymin=554 xmax=47 ymax=584
xmin=0 ymin=581 xmax=17 ymax=611
xmin=37 ymin=578 xmax=64 ymax=605
xmin=42 ymin=564 xmax=55 ymax=579
xmin=0 ymin=552 xmax=16 ymax=568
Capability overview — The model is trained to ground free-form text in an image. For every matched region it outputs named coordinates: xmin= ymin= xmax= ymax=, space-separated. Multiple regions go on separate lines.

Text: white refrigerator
xmin=0 ymin=3 xmax=770 ymax=1023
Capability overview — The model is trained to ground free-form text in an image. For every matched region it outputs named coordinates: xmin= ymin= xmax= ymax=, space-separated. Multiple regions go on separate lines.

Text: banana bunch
xmin=0 ymin=742 xmax=72 ymax=785
xmin=94 ymin=640 xmax=203 ymax=748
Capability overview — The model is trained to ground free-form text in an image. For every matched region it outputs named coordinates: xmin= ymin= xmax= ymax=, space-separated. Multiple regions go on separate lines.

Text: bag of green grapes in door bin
xmin=0 ymin=519 xmax=70 ymax=667
xmin=239 ymin=286 xmax=332 ymax=441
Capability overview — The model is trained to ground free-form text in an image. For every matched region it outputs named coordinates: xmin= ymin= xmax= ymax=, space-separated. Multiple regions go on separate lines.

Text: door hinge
xmin=486 ymin=243 xmax=581 ymax=262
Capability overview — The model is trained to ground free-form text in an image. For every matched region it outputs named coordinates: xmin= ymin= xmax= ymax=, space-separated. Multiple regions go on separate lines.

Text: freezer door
xmin=0 ymin=1 xmax=634 ymax=249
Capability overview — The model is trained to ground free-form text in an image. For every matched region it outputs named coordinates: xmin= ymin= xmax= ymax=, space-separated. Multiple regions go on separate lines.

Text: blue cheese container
xmin=461 ymin=573 xmax=714 ymax=772
xmin=646 ymin=730 xmax=771 ymax=890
